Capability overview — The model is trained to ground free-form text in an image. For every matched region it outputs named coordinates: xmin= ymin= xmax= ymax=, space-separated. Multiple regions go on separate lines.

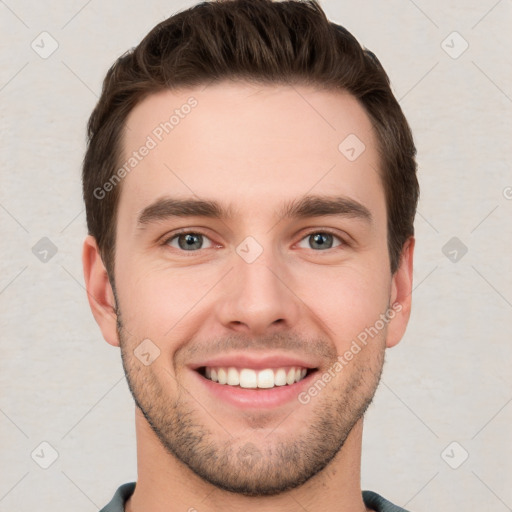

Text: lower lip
xmin=192 ymin=369 xmax=317 ymax=409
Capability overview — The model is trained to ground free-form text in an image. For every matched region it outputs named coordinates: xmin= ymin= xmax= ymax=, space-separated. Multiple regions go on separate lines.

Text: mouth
xmin=197 ymin=365 xmax=317 ymax=389
xmin=189 ymin=353 xmax=321 ymax=408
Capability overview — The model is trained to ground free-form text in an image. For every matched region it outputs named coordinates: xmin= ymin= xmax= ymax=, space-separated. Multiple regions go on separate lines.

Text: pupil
xmin=180 ymin=233 xmax=201 ymax=250
xmin=312 ymin=233 xmax=331 ymax=250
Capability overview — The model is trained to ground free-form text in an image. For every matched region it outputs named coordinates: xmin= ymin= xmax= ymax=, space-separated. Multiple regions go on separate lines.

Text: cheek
xmin=116 ymin=262 xmax=219 ymax=338
xmin=303 ymin=265 xmax=391 ymax=345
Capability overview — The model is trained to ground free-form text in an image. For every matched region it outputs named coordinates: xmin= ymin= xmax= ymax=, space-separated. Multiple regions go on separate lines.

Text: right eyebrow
xmin=137 ymin=197 xmax=235 ymax=226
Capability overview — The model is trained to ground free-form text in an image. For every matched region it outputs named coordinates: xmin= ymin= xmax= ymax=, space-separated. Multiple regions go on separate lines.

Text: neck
xmin=126 ymin=407 xmax=370 ymax=512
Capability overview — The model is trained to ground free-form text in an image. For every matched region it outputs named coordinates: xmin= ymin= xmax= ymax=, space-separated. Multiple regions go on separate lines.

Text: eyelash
xmin=161 ymin=228 xmax=349 ymax=254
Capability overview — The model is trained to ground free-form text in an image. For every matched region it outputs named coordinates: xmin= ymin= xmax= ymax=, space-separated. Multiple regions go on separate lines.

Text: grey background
xmin=1 ymin=0 xmax=511 ymax=511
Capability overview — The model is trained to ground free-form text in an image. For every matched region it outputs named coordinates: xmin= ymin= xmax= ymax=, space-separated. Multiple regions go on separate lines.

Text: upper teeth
xmin=204 ymin=366 xmax=308 ymax=388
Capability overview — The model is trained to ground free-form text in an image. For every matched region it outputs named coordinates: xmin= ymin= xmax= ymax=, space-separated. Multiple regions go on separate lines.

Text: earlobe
xmin=82 ymin=235 xmax=120 ymax=347
xmin=386 ymin=237 xmax=415 ymax=349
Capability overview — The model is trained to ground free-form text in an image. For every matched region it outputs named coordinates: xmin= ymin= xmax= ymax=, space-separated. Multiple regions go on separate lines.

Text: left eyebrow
xmin=136 ymin=194 xmax=373 ymax=227
xmin=278 ymin=194 xmax=373 ymax=224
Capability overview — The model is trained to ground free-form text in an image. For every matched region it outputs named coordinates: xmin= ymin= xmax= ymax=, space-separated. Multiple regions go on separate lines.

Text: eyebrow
xmin=136 ymin=194 xmax=373 ymax=226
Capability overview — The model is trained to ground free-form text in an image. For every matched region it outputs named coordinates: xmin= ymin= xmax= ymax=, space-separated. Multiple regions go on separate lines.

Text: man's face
xmin=100 ymin=82 xmax=410 ymax=496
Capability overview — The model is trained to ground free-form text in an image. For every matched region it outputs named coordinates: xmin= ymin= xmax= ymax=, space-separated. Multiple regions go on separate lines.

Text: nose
xmin=215 ymin=246 xmax=302 ymax=336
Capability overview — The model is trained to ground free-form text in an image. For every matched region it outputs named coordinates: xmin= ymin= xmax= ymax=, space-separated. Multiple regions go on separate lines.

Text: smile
xmin=199 ymin=366 xmax=311 ymax=389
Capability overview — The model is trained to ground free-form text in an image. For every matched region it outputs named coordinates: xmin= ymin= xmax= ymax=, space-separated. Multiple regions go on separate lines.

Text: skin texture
xmin=83 ymin=82 xmax=414 ymax=512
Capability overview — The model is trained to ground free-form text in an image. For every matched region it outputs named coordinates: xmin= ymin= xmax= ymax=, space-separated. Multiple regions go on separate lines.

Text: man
xmin=82 ymin=0 xmax=418 ymax=510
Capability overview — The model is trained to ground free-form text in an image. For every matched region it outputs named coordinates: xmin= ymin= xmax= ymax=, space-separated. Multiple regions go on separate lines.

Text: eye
xmin=296 ymin=231 xmax=344 ymax=251
xmin=165 ymin=231 xmax=214 ymax=251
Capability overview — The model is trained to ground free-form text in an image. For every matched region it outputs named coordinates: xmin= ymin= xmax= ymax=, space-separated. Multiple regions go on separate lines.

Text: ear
xmin=82 ymin=235 xmax=119 ymax=347
xmin=386 ymin=236 xmax=415 ymax=349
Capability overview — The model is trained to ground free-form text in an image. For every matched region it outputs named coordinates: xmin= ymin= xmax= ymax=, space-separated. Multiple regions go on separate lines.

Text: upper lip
xmin=189 ymin=353 xmax=319 ymax=371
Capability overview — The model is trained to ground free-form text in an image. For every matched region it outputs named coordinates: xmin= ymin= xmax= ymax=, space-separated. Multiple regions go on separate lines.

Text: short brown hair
xmin=82 ymin=0 xmax=418 ymax=279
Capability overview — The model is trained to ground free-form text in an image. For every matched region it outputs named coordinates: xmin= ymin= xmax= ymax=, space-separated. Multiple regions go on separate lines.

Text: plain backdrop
xmin=1 ymin=1 xmax=511 ymax=511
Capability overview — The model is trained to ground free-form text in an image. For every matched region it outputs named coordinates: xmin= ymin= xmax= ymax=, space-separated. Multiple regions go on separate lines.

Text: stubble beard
xmin=117 ymin=313 xmax=385 ymax=497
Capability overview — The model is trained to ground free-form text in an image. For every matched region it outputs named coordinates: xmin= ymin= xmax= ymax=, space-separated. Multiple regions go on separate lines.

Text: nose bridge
xmin=216 ymin=235 xmax=300 ymax=334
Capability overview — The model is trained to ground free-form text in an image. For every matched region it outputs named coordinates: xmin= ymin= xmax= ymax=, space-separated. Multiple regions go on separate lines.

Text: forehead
xmin=118 ymin=82 xmax=384 ymax=229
